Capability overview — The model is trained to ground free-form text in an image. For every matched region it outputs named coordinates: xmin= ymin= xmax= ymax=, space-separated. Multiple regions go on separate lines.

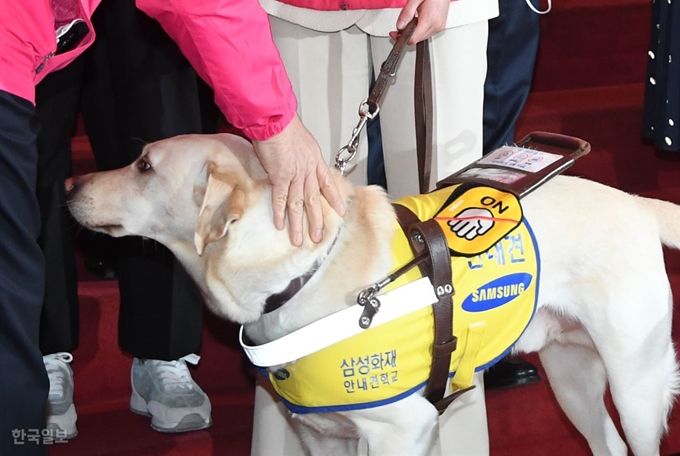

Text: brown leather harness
xmin=392 ymin=204 xmax=470 ymax=413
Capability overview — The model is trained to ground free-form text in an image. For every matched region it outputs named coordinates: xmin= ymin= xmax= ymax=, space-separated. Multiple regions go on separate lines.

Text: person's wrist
xmin=251 ymin=112 xmax=298 ymax=146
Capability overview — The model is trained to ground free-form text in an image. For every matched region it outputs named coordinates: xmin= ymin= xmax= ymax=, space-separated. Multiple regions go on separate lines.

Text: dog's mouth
xmin=86 ymin=223 xmax=127 ymax=237
xmin=97 ymin=224 xmax=123 ymax=231
xmin=66 ymin=201 xmax=126 ymax=236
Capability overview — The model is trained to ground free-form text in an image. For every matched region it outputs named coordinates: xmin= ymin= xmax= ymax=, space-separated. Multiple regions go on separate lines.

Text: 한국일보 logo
xmin=462 ymin=273 xmax=533 ymax=312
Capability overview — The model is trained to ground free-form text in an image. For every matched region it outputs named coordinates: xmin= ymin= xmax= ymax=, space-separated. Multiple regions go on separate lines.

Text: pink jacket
xmin=275 ymin=0 xmax=411 ymax=10
xmin=0 ymin=0 xmax=296 ymax=140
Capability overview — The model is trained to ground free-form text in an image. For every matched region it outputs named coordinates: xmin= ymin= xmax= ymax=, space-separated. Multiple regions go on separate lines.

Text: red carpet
xmin=52 ymin=0 xmax=680 ymax=454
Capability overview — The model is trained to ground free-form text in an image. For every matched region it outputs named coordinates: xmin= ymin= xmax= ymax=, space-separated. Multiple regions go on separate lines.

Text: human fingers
xmin=410 ymin=0 xmax=448 ymax=43
xmin=396 ymin=0 xmax=420 ymax=32
xmin=254 ymin=142 xmax=291 ymax=231
xmin=317 ymin=161 xmax=346 ymax=221
xmin=300 ymin=151 xmax=348 ymax=244
xmin=258 ymin=145 xmax=305 ymax=245
xmin=286 ymin=172 xmax=306 ymax=247
xmin=253 ymin=115 xmax=345 ymax=245
xmin=270 ymin=178 xmax=289 ymax=231
xmin=395 ymin=0 xmax=449 ymax=44
xmin=252 ymin=126 xmax=296 ymax=235
xmin=303 ymin=171 xmax=324 ymax=244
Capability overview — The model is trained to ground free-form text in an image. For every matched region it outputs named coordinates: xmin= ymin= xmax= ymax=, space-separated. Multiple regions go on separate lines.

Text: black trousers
xmin=37 ymin=0 xmax=219 ymax=360
xmin=35 ymin=57 xmax=84 ymax=356
xmin=482 ymin=0 xmax=540 ymax=154
xmin=0 ymin=90 xmax=49 ymax=455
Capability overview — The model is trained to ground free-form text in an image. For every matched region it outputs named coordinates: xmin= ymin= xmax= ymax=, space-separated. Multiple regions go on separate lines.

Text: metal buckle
xmin=357 ymin=275 xmax=392 ymax=328
xmin=334 ymin=99 xmax=380 ymax=175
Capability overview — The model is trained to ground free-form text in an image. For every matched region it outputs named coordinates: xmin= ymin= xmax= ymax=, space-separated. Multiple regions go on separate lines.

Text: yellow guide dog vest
xmin=267 ymin=184 xmax=540 ymax=414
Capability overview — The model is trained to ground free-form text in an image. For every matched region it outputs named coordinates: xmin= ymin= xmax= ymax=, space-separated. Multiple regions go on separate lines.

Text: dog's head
xmin=66 ymin=133 xmax=352 ymax=322
xmin=67 ymin=134 xmax=262 ymax=248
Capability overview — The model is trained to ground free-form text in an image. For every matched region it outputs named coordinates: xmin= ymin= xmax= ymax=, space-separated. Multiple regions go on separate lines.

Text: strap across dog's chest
xmin=393 ymin=204 xmax=472 ymax=413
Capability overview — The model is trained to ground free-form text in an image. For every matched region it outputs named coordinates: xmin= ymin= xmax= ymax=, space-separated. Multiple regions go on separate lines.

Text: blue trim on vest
xmin=280 ymin=380 xmax=430 ymax=414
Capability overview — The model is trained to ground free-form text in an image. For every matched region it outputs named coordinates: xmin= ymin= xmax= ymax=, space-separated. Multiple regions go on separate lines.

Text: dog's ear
xmin=194 ymin=166 xmax=245 ymax=256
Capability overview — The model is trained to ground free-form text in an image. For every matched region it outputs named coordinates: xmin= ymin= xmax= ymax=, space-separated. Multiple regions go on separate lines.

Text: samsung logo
xmin=462 ymin=273 xmax=533 ymax=312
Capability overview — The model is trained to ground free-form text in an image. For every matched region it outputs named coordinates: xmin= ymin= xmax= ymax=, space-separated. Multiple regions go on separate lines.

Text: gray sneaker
xmin=43 ymin=352 xmax=78 ymax=439
xmin=130 ymin=355 xmax=212 ymax=433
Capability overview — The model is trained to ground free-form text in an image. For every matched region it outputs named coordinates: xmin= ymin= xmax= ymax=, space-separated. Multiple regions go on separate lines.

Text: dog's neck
xmin=244 ymin=185 xmax=396 ymax=345
xmin=261 ymin=234 xmax=341 ymax=314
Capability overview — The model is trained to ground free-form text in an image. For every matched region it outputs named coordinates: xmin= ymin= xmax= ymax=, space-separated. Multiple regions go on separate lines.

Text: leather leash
xmin=335 ymin=18 xmax=419 ymax=174
xmin=335 ymin=16 xmax=433 ymax=194
xmin=368 ymin=18 xmax=418 ymax=112
xmin=414 ymin=40 xmax=433 ymax=194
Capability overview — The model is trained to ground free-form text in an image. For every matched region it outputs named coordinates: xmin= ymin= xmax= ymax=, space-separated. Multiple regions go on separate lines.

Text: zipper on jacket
xmin=36 ymin=52 xmax=55 ymax=74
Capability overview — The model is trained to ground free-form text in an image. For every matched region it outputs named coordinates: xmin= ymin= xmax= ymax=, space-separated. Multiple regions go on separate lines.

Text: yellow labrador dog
xmin=67 ymin=133 xmax=680 ymax=456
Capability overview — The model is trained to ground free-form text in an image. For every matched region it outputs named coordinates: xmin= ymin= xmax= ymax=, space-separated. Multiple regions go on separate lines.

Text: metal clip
xmin=357 ymin=276 xmax=391 ymax=328
xmin=335 ymin=99 xmax=380 ymax=175
xmin=335 ymin=145 xmax=355 ymax=176
xmin=358 ymin=295 xmax=381 ymax=329
xmin=358 ymin=99 xmax=380 ymax=120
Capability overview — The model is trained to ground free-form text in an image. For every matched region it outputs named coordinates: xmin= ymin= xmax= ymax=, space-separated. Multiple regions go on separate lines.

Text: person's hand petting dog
xmin=252 ymin=114 xmax=347 ymax=247
xmin=391 ymin=0 xmax=450 ymax=44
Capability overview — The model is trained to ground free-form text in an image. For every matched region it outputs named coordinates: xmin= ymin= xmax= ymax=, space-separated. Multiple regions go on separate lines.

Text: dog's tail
xmin=641 ymin=197 xmax=680 ymax=251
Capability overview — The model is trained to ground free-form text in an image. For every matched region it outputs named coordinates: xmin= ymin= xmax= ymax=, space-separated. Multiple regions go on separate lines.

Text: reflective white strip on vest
xmin=240 ymin=277 xmax=438 ymax=367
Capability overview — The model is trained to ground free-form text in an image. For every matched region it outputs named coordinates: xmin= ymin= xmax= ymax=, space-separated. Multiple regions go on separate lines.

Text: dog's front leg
xmin=292 ymin=412 xmax=362 ymax=456
xmin=294 ymin=423 xmax=361 ymax=456
xmin=352 ymin=396 xmax=441 ymax=456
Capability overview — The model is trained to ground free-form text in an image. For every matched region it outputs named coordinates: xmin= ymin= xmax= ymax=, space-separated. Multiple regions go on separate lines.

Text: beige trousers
xmin=269 ymin=17 xmax=488 ymax=199
xmin=251 ymin=17 xmax=490 ymax=456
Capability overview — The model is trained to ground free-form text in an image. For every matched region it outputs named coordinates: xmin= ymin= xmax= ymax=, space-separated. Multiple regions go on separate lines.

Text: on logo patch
xmin=462 ymin=273 xmax=533 ymax=312
xmin=434 ymin=186 xmax=522 ymax=257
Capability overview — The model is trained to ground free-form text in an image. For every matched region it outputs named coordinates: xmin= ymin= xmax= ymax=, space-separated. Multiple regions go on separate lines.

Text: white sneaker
xmin=43 ymin=352 xmax=78 ymax=439
xmin=130 ymin=354 xmax=212 ymax=433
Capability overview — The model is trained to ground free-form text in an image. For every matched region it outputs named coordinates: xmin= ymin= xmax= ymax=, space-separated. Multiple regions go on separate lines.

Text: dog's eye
xmin=137 ymin=159 xmax=152 ymax=173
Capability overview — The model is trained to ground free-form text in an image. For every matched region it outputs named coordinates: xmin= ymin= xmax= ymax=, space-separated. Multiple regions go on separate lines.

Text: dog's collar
xmin=241 ymin=277 xmax=438 ymax=367
xmin=263 ymin=268 xmax=317 ymax=314
xmin=263 ymin=233 xmax=340 ymax=314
